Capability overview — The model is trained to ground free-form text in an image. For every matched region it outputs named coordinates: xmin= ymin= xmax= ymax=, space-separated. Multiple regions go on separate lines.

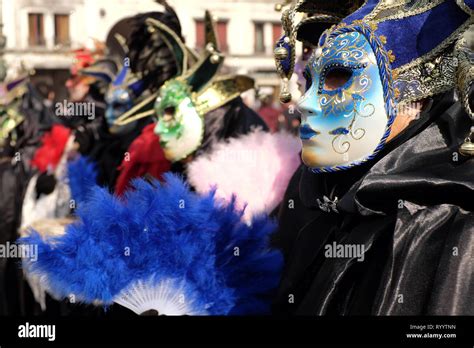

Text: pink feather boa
xmin=187 ymin=129 xmax=301 ymax=222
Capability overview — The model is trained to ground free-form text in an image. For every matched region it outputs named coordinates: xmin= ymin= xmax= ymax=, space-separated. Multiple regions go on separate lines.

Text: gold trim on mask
xmin=395 ymin=20 xmax=473 ymax=74
xmin=114 ymin=92 xmax=159 ymax=126
xmin=194 ymin=75 xmax=255 ymax=116
xmin=364 ymin=0 xmax=441 ymax=22
xmin=145 ymin=17 xmax=189 ymax=76
xmin=114 ymin=33 xmax=130 ymax=55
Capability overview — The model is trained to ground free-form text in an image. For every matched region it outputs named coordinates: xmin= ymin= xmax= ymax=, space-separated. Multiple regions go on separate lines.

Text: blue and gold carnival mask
xmin=114 ymin=11 xmax=254 ymax=162
xmin=298 ymin=29 xmax=391 ymax=170
xmin=104 ymin=63 xmax=144 ymax=134
xmin=275 ymin=0 xmax=474 ymax=172
xmin=81 ymin=54 xmax=145 ymax=134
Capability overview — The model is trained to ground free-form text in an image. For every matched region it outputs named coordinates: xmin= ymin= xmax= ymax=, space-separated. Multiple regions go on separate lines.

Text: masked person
xmin=20 ymin=10 xmax=301 ymax=317
xmin=73 ymin=4 xmax=182 ymax=190
xmin=14 ymin=4 xmax=183 ymax=315
xmin=272 ymin=0 xmax=474 ymax=315
xmin=16 ymin=46 xmax=109 ymax=314
xmin=0 ymin=69 xmax=57 ymax=315
xmin=114 ymin=10 xmax=269 ymax=170
xmin=114 ymin=10 xmax=301 ymax=220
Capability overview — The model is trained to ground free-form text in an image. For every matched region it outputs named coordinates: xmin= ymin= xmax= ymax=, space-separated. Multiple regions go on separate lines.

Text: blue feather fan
xmin=20 ymin=173 xmax=283 ymax=315
xmin=67 ymin=155 xmax=98 ymax=206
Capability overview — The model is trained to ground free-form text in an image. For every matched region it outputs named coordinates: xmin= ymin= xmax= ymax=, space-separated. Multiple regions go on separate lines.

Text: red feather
xmin=31 ymin=125 xmax=72 ymax=173
xmin=70 ymin=48 xmax=95 ymax=76
xmin=115 ymin=123 xmax=171 ymax=196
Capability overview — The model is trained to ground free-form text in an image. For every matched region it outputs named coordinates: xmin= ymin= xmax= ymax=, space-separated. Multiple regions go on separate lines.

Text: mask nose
xmin=297 ymin=90 xmax=322 ymax=140
xmin=297 ymin=89 xmax=320 ymax=120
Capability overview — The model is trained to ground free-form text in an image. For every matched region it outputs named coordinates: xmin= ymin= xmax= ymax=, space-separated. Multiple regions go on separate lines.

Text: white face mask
xmin=298 ymin=29 xmax=396 ymax=173
xmin=153 ymin=80 xmax=204 ymax=162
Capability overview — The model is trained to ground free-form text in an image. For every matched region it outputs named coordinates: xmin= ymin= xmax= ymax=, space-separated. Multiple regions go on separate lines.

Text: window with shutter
xmin=55 ymin=14 xmax=70 ymax=46
xmin=28 ymin=13 xmax=45 ymax=46
xmin=255 ymin=22 xmax=265 ymax=54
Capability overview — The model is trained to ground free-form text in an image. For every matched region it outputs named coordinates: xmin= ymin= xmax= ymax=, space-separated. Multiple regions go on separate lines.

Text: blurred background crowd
xmin=0 ymin=0 xmax=303 ymax=134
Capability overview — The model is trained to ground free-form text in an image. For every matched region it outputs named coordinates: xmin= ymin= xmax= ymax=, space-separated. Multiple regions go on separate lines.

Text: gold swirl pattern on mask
xmin=330 ymin=110 xmax=365 ymax=155
xmin=319 ymin=73 xmax=372 ymax=117
xmin=330 ymin=100 xmax=376 ymax=155
xmin=319 ymin=32 xmax=370 ymax=65
xmin=332 ymin=134 xmax=351 ymax=155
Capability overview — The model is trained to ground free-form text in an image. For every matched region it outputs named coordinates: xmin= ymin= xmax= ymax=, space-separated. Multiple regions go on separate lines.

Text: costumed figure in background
xmin=16 ymin=43 xmax=113 ymax=313
xmin=61 ymin=45 xmax=108 ymax=127
xmin=115 ymin=10 xmax=301 ymax=220
xmin=19 ymin=46 xmax=111 ymax=241
xmin=0 ymin=66 xmax=57 ymax=315
xmin=16 ymin=3 xmax=182 ymax=315
xmin=272 ymin=0 xmax=474 ymax=315
xmin=19 ymin=9 xmax=301 ymax=316
xmin=74 ymin=4 xmax=182 ymax=190
xmin=18 ymin=45 xmax=112 ymax=241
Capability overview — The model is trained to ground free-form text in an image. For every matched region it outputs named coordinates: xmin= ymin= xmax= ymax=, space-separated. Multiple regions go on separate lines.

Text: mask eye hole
xmin=323 ymin=67 xmax=353 ymax=91
xmin=303 ymin=67 xmax=312 ymax=91
xmin=163 ymin=106 xmax=176 ymax=122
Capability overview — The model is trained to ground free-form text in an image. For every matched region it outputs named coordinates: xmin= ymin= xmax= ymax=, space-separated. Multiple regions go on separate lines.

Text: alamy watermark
xmin=55 ymin=100 xmax=95 ymax=120
xmin=18 ymin=322 xmax=55 ymax=341
xmin=0 ymin=242 xmax=38 ymax=262
xmin=324 ymin=242 xmax=366 ymax=262
xmin=220 ymin=148 xmax=259 ymax=164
